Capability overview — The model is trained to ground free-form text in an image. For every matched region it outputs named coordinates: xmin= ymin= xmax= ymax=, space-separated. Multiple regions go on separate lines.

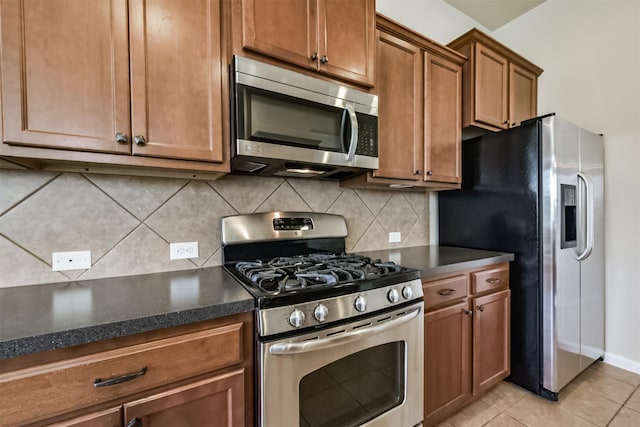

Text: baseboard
xmin=604 ymin=352 xmax=640 ymax=374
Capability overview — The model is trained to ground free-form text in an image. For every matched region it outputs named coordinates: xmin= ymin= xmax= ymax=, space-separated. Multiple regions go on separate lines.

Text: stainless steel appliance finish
xmin=439 ymin=114 xmax=604 ymax=400
xmin=260 ymin=303 xmax=424 ymax=427
xmin=230 ymin=56 xmax=379 ymax=180
xmin=221 ymin=211 xmax=347 ymax=245
xmin=221 ymin=212 xmax=424 ymax=426
xmin=540 ymin=116 xmax=605 ymax=393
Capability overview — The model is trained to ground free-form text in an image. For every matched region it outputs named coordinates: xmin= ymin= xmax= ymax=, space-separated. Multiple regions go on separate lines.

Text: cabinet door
xmin=48 ymin=408 xmax=121 ymax=427
xmin=474 ymin=43 xmax=509 ymax=129
xmin=473 ymin=289 xmax=510 ymax=396
xmin=509 ymin=63 xmax=538 ymax=127
xmin=319 ymin=0 xmax=374 ymax=86
xmin=124 ymin=369 xmax=245 ymax=427
xmin=129 ymin=0 xmax=224 ymax=162
xmin=240 ymin=0 xmax=317 ymax=71
xmin=0 ymin=0 xmax=130 ymax=154
xmin=424 ymin=53 xmax=462 ymax=184
xmin=373 ymin=30 xmax=422 ymax=181
xmin=424 ymin=301 xmax=472 ymax=423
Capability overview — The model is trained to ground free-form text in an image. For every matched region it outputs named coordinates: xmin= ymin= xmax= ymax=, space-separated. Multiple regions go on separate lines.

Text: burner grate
xmin=234 ymin=253 xmax=403 ymax=293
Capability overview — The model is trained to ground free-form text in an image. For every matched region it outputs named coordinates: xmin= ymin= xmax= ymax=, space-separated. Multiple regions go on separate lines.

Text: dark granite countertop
xmin=0 ymin=266 xmax=254 ymax=360
xmin=361 ymin=245 xmax=514 ymax=279
xmin=1 ymin=245 xmax=512 ymax=361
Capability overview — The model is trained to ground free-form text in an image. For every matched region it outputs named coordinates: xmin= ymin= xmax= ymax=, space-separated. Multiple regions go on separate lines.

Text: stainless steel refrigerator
xmin=439 ymin=114 xmax=604 ymax=400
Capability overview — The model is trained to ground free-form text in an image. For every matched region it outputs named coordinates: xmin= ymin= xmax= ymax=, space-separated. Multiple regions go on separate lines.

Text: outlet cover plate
xmin=170 ymin=242 xmax=199 ymax=260
xmin=52 ymin=250 xmax=91 ymax=271
xmin=389 ymin=232 xmax=401 ymax=243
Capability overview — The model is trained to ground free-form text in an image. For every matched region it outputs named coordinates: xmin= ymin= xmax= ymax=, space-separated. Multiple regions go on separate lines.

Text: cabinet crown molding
xmin=376 ymin=13 xmax=467 ymax=66
xmin=448 ymin=27 xmax=543 ymax=76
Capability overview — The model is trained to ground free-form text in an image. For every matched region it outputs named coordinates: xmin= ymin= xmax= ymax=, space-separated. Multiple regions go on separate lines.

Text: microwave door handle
xmin=268 ymin=306 xmax=421 ymax=355
xmin=576 ymin=172 xmax=594 ymax=261
xmin=344 ymin=103 xmax=358 ymax=162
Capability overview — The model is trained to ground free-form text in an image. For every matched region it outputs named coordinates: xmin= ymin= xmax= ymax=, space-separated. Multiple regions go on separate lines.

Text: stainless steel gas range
xmin=222 ymin=212 xmax=424 ymax=427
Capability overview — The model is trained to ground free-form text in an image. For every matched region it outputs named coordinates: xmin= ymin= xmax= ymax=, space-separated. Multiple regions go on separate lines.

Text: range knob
xmin=402 ymin=286 xmax=414 ymax=300
xmin=387 ymin=288 xmax=400 ymax=303
xmin=314 ymin=304 xmax=329 ymax=322
xmin=289 ymin=309 xmax=306 ymax=328
xmin=354 ymin=296 xmax=367 ymax=312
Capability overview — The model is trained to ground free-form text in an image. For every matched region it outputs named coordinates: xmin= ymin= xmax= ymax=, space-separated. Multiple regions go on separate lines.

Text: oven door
xmin=258 ymin=302 xmax=424 ymax=427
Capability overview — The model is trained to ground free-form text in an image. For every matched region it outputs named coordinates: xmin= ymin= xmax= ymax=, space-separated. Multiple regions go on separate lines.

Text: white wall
xmin=379 ymin=0 xmax=640 ymax=372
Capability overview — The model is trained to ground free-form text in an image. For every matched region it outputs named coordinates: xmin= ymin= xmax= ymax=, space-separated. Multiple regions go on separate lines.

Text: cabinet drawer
xmin=0 ymin=322 xmax=244 ymax=426
xmin=423 ymin=274 xmax=468 ymax=310
xmin=472 ymin=266 xmax=509 ymax=294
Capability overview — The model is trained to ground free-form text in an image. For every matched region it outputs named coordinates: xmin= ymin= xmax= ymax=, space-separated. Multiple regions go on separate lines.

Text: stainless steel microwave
xmin=230 ymin=56 xmax=378 ymax=180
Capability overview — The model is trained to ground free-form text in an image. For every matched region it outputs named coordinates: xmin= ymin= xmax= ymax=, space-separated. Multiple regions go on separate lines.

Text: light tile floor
xmin=437 ymin=362 xmax=640 ymax=427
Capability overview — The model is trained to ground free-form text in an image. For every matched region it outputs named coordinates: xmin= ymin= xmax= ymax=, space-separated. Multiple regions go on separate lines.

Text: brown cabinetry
xmin=422 ymin=263 xmax=510 ymax=426
xmin=235 ymin=0 xmax=375 ymax=86
xmin=0 ymin=312 xmax=252 ymax=427
xmin=123 ymin=370 xmax=244 ymax=427
xmin=448 ymin=28 xmax=543 ymax=131
xmin=341 ymin=14 xmax=465 ymax=191
xmin=0 ymin=0 xmax=228 ymax=177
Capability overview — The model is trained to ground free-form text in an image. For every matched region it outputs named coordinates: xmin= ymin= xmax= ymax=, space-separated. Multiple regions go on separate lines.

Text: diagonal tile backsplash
xmin=0 ymin=170 xmax=430 ymax=288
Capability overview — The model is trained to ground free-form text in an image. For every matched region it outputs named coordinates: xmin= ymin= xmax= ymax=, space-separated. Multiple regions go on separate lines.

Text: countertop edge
xmin=1 ymin=298 xmax=255 ymax=361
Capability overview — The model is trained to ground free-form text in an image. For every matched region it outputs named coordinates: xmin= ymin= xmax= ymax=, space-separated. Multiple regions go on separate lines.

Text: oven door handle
xmin=268 ymin=306 xmax=421 ymax=355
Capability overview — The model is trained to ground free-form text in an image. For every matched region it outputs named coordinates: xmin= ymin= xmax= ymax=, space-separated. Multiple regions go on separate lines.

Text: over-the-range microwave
xmin=230 ymin=56 xmax=378 ymax=180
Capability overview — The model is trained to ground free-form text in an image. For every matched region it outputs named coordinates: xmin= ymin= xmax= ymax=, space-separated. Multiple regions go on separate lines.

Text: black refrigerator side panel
xmin=439 ymin=122 xmax=542 ymax=395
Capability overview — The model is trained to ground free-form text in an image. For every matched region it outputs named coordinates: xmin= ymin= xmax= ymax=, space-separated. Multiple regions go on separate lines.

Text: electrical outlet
xmin=52 ymin=250 xmax=91 ymax=271
xmin=388 ymin=232 xmax=401 ymax=243
xmin=170 ymin=241 xmax=199 ymax=260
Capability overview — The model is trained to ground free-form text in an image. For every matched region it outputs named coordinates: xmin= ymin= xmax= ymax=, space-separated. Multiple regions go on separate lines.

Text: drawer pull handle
xmin=486 ymin=278 xmax=501 ymax=284
xmin=127 ymin=418 xmax=143 ymax=427
xmin=437 ymin=288 xmax=456 ymax=296
xmin=94 ymin=367 xmax=147 ymax=388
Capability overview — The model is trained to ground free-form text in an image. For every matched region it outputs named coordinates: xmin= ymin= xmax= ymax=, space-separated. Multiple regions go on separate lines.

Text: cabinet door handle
xmin=437 ymin=288 xmax=456 ymax=296
xmin=134 ymin=135 xmax=146 ymax=146
xmin=126 ymin=418 xmax=143 ymax=427
xmin=415 ymin=170 xmax=422 ymax=175
xmin=485 ymin=278 xmax=501 ymax=284
xmin=320 ymin=55 xmax=329 ymax=64
xmin=115 ymin=133 xmax=128 ymax=144
xmin=462 ymin=309 xmax=473 ymax=316
xmin=476 ymin=305 xmax=484 ymax=312
xmin=94 ymin=367 xmax=147 ymax=388
xmin=310 ymin=52 xmax=318 ymax=61
xmin=503 ymin=120 xmax=509 ymax=124
xmin=426 ymin=170 xmax=433 ymax=176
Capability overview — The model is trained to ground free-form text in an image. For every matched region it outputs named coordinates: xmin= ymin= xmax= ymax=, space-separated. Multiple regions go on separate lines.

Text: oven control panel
xmin=257 ymin=278 xmax=424 ymax=337
xmin=272 ymin=217 xmax=314 ymax=231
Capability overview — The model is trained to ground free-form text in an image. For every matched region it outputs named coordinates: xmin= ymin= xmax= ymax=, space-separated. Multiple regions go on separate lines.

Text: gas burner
xmin=233 ymin=253 xmax=405 ymax=294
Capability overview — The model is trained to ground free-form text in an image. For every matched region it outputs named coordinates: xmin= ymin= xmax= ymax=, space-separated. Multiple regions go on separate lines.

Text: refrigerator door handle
xmin=576 ymin=172 xmax=594 ymax=261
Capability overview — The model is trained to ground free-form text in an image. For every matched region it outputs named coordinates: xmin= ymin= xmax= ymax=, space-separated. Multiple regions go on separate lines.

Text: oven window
xmin=299 ymin=342 xmax=405 ymax=427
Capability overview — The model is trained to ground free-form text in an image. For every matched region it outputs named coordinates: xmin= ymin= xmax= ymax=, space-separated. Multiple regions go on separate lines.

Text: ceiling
xmin=444 ymin=0 xmax=546 ymax=30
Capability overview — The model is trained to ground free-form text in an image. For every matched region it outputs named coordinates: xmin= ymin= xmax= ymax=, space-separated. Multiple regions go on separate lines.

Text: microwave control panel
xmin=355 ymin=114 xmax=378 ymax=157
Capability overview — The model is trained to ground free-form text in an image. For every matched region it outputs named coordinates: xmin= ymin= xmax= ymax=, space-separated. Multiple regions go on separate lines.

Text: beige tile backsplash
xmin=0 ymin=170 xmax=430 ymax=288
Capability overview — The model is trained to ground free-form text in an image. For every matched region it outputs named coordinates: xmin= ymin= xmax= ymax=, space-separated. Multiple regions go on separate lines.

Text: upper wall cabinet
xmin=0 ymin=0 xmax=228 ymax=177
xmin=448 ymin=28 xmax=543 ymax=132
xmin=233 ymin=0 xmax=375 ymax=87
xmin=341 ymin=14 xmax=465 ymax=191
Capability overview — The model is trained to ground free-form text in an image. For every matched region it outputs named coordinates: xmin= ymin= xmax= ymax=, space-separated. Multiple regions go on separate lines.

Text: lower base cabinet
xmin=123 ymin=370 xmax=244 ymax=427
xmin=423 ymin=263 xmax=510 ymax=426
xmin=48 ymin=408 xmax=122 ymax=427
xmin=0 ymin=312 xmax=253 ymax=427
xmin=424 ymin=300 xmax=472 ymax=422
